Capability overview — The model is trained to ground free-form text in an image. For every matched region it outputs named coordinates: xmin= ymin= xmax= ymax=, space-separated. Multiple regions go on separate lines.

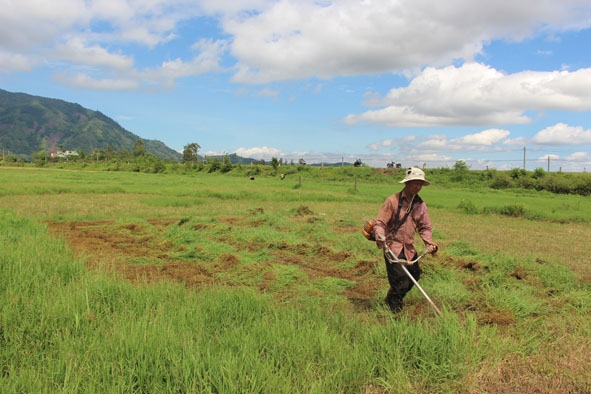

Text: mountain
xmin=0 ymin=88 xmax=182 ymax=161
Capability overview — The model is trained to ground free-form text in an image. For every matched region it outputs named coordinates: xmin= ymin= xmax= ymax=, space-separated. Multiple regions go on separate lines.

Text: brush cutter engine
xmin=362 ymin=218 xmax=377 ymax=241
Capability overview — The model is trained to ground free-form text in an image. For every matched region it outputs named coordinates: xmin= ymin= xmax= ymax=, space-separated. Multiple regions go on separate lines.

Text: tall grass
xmin=1 ymin=210 xmax=496 ymax=393
xmin=2 ymin=168 xmax=591 ymax=393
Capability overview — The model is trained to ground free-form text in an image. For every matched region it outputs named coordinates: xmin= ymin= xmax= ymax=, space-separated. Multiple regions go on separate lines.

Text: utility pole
xmin=523 ymin=146 xmax=526 ymax=170
xmin=547 ymin=156 xmax=550 ymax=172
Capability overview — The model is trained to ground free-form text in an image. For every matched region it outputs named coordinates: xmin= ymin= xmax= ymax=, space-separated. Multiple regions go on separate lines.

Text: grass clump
xmin=457 ymin=199 xmax=479 ymax=214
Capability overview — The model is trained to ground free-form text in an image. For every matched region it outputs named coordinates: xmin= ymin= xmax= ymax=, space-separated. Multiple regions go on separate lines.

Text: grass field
xmin=1 ymin=167 xmax=590 ymax=393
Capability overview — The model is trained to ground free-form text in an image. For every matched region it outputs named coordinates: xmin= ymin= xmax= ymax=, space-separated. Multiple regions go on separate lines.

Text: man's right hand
xmin=376 ymin=234 xmax=386 ymax=249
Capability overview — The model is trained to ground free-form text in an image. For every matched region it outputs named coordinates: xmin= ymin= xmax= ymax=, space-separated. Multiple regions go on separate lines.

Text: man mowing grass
xmin=374 ymin=167 xmax=438 ymax=313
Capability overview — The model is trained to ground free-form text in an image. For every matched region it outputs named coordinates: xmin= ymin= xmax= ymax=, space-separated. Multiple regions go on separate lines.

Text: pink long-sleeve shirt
xmin=374 ymin=189 xmax=434 ymax=262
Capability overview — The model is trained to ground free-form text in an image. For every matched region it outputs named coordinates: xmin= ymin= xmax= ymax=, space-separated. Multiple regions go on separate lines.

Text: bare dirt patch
xmin=47 ymin=219 xmax=384 ymax=310
xmin=47 ymin=219 xmax=217 ymax=284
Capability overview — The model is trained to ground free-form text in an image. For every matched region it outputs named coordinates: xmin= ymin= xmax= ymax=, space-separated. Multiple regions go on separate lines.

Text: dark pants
xmin=383 ymin=250 xmax=421 ymax=313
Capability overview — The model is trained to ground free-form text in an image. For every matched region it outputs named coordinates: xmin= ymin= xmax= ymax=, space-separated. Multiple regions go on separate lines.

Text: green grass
xmin=426 ymin=185 xmax=591 ymax=223
xmin=1 ymin=167 xmax=591 ymax=393
xmin=0 ymin=212 xmax=493 ymax=393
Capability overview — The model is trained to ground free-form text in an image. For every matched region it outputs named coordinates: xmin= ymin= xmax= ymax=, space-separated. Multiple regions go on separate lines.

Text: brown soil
xmin=46 ymin=218 xmax=384 ymax=312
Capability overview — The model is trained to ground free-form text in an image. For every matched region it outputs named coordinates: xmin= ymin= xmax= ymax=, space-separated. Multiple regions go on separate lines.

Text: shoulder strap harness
xmin=390 ymin=192 xmax=422 ymax=235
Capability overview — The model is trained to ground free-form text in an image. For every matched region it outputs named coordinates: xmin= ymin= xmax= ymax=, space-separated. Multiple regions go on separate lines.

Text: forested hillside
xmin=0 ymin=88 xmax=181 ymax=161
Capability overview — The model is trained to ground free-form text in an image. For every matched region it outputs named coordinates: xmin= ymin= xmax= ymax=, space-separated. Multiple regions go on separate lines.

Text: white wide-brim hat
xmin=399 ymin=167 xmax=430 ymax=185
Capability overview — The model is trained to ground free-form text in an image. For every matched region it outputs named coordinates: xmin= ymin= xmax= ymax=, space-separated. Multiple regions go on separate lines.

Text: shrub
xmin=457 ymin=199 xmax=479 ymax=214
xmin=491 ymin=173 xmax=513 ymax=189
xmin=207 ymin=158 xmax=221 ymax=173
xmin=247 ymin=166 xmax=261 ymax=176
xmin=532 ymin=167 xmax=546 ymax=179
xmin=573 ymin=176 xmax=591 ymax=196
xmin=510 ymin=168 xmax=527 ymax=180
xmin=499 ymin=204 xmax=525 ymax=217
xmin=516 ymin=176 xmax=537 ymax=190
xmin=539 ymin=174 xmax=571 ymax=194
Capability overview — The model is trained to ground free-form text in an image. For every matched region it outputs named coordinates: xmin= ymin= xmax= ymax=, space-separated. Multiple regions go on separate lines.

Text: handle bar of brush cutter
xmin=383 ymin=247 xmax=430 ymax=266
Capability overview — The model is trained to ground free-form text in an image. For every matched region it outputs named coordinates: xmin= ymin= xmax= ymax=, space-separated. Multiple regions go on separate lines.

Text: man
xmin=374 ymin=167 xmax=438 ymax=313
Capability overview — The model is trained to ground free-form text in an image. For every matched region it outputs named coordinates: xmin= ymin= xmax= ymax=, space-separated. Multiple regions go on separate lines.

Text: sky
xmin=1 ymin=0 xmax=591 ymax=171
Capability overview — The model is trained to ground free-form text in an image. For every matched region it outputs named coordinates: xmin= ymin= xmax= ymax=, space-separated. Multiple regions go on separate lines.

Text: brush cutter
xmin=378 ymin=235 xmax=442 ymax=316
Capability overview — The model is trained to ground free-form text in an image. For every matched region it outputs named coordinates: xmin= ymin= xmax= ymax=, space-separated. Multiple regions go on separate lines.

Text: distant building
xmin=51 ymin=150 xmax=79 ymax=159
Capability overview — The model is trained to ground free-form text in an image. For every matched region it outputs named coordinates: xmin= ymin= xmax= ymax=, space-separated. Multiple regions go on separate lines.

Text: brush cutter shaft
xmin=398 ymin=264 xmax=442 ymax=316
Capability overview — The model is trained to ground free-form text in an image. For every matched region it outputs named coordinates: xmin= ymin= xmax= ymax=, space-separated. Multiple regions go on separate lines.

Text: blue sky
xmin=1 ymin=0 xmax=591 ymax=171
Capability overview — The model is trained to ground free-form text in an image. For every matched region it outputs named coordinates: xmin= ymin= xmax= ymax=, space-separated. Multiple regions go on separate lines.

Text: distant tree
xmin=208 ymin=157 xmax=220 ymax=173
xmin=453 ymin=160 xmax=469 ymax=172
xmin=33 ymin=147 xmax=49 ymax=167
xmin=90 ymin=149 xmax=108 ymax=162
xmin=271 ymin=157 xmax=279 ymax=171
xmin=133 ymin=139 xmax=146 ymax=157
xmin=182 ymin=143 xmax=201 ymax=165
xmin=451 ymin=160 xmax=470 ymax=182
xmin=220 ymin=154 xmax=232 ymax=173
xmin=106 ymin=145 xmax=116 ymax=159
xmin=532 ymin=167 xmax=546 ymax=179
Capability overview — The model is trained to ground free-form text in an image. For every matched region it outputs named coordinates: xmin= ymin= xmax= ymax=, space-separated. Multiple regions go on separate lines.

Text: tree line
xmin=2 ymin=143 xmax=590 ymax=196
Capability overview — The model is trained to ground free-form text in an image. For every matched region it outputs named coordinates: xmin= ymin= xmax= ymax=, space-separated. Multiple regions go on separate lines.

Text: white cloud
xmin=453 ymin=129 xmax=511 ymax=146
xmin=143 ymin=39 xmax=227 ymax=79
xmin=413 ymin=129 xmax=513 ymax=153
xmin=52 ymin=38 xmax=134 ymax=70
xmin=49 ymin=37 xmax=227 ymax=91
xmin=413 ymin=153 xmax=454 ymax=163
xmin=538 ymin=153 xmax=560 ymax=160
xmin=85 ymin=0 xmax=199 ymax=47
xmin=368 ymin=129 xmax=514 ymax=157
xmin=0 ymin=50 xmax=33 ymax=73
xmin=566 ymin=151 xmax=589 ymax=160
xmin=53 ymin=71 xmax=140 ymax=90
xmin=0 ymin=0 xmax=217 ymax=90
xmin=0 ymin=0 xmax=89 ymax=49
xmin=418 ymin=136 xmax=452 ymax=151
xmin=367 ymin=139 xmax=394 ymax=151
xmin=235 ymin=146 xmax=284 ymax=159
xmin=226 ymin=0 xmax=591 ymax=83
xmin=2 ymin=0 xmax=591 ymax=90
xmin=532 ymin=123 xmax=591 ymax=145
xmin=345 ymin=63 xmax=591 ymax=128
xmin=504 ymin=136 xmax=527 ymax=146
